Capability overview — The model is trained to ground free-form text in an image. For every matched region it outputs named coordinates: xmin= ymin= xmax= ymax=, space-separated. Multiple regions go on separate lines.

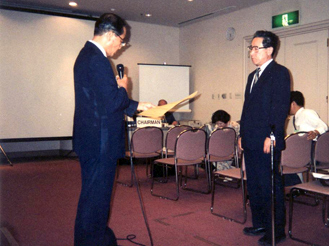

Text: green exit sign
xmin=272 ymin=10 xmax=299 ymax=28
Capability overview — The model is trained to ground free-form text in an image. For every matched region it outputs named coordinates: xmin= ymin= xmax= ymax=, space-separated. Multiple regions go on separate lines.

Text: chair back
xmin=131 ymin=127 xmax=163 ymax=154
xmin=314 ymin=131 xmax=329 ymax=163
xmin=175 ymin=128 xmax=206 ymax=161
xmin=207 ymin=127 xmax=236 ymax=159
xmin=165 ymin=125 xmax=192 ymax=151
xmin=281 ymin=132 xmax=313 ymax=168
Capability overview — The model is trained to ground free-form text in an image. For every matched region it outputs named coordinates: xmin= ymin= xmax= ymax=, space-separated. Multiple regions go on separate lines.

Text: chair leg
xmin=323 ymin=196 xmax=329 ymax=227
xmin=288 ymin=187 xmax=295 ymax=239
xmin=182 ymin=163 xmax=211 ymax=194
xmin=210 ymin=172 xmax=216 ymax=213
xmin=210 ymin=171 xmax=247 ymax=224
xmin=289 ymin=187 xmax=325 ymax=245
xmin=146 ymin=158 xmax=149 ymax=177
xmin=151 ymin=163 xmax=179 ymax=201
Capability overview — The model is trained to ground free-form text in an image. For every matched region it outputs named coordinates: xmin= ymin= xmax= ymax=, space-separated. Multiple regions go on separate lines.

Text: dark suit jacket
xmin=240 ymin=60 xmax=291 ymax=151
xmin=73 ymin=41 xmax=138 ymax=160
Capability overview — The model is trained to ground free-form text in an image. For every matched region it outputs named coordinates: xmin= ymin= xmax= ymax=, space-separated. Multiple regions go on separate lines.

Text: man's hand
xmin=137 ymin=102 xmax=155 ymax=111
xmin=172 ymin=121 xmax=178 ymax=126
xmin=307 ymin=130 xmax=319 ymax=140
xmin=116 ymin=75 xmax=128 ymax=90
xmin=263 ymin=137 xmax=275 ymax=154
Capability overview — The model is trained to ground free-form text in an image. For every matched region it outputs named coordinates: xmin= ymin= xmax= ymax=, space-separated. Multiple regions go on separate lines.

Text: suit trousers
xmin=74 ymin=153 xmax=118 ymax=246
xmin=244 ymin=148 xmax=286 ymax=237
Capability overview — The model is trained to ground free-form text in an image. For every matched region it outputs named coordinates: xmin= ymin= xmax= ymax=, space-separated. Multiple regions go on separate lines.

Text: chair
xmin=117 ymin=126 xmax=163 ymax=187
xmin=288 ymin=179 xmax=329 ymax=245
xmin=207 ymin=127 xmax=238 ymax=169
xmin=281 ymin=132 xmax=313 ymax=186
xmin=164 ymin=125 xmax=192 ymax=157
xmin=211 ymin=152 xmax=247 ymax=224
xmin=151 ymin=128 xmax=209 ymax=201
xmin=314 ymin=131 xmax=329 ymax=173
xmin=160 ymin=125 xmax=195 ymax=179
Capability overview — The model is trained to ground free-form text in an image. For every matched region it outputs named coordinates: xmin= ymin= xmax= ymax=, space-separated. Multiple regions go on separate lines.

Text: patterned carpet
xmin=0 ymin=159 xmax=328 ymax=246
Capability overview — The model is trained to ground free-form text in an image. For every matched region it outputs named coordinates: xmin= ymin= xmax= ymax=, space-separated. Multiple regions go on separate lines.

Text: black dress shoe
xmin=258 ymin=234 xmax=286 ymax=245
xmin=243 ymin=227 xmax=266 ymax=236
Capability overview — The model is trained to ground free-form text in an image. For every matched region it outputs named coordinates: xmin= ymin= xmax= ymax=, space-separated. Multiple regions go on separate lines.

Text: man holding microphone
xmin=73 ymin=13 xmax=153 ymax=246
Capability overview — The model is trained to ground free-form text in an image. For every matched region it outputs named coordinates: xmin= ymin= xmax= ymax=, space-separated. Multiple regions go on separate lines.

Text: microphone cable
xmin=117 ymin=123 xmax=154 ymax=246
xmin=130 ymin=160 xmax=154 ymax=246
xmin=117 ymin=234 xmax=147 ymax=246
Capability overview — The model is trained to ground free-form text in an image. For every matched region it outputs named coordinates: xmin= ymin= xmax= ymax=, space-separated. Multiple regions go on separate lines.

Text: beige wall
xmin=179 ymin=0 xmax=329 ymax=124
xmin=0 ymin=9 xmax=180 ymax=140
xmin=1 ymin=0 xmax=329 ymax=150
xmin=112 ymin=21 xmax=180 ymax=101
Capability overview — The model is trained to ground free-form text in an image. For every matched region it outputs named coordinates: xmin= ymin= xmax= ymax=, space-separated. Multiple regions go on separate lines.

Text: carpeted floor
xmin=0 ymin=158 xmax=328 ymax=246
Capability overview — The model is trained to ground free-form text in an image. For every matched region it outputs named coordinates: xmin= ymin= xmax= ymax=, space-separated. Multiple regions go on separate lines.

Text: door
xmin=284 ymin=30 xmax=328 ymax=135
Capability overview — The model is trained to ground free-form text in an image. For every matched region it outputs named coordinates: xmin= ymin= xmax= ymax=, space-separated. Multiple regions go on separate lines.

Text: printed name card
xmin=136 ymin=117 xmax=162 ymax=128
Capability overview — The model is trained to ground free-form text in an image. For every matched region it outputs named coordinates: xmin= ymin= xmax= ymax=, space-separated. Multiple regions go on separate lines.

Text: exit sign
xmin=272 ymin=10 xmax=299 ymax=28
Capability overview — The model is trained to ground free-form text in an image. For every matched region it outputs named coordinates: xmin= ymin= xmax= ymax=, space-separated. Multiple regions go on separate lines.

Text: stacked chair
xmin=209 ymin=127 xmax=247 ymax=224
xmin=314 ymin=131 xmax=329 ymax=173
xmin=151 ymin=128 xmax=209 ymax=201
xmin=280 ymin=132 xmax=313 ymax=187
xmin=158 ymin=125 xmax=193 ymax=180
xmin=288 ymin=131 xmax=329 ymax=245
xmin=117 ymin=126 xmax=163 ymax=187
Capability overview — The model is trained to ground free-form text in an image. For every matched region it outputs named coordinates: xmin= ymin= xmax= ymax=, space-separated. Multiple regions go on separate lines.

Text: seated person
xmin=285 ymin=91 xmax=328 ymax=187
xmin=290 ymin=91 xmax=328 ymax=139
xmin=205 ymin=110 xmax=240 ymax=136
xmin=205 ymin=110 xmax=240 ymax=170
xmin=158 ymin=99 xmax=178 ymax=126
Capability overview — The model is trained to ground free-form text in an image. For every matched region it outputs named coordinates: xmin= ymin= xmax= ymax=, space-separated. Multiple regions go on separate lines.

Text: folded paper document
xmin=138 ymin=91 xmax=198 ymax=119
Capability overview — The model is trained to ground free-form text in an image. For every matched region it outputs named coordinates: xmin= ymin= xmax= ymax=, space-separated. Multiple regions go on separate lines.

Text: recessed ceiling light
xmin=69 ymin=2 xmax=78 ymax=7
xmin=145 ymin=13 xmax=152 ymax=17
xmin=188 ymin=0 xmax=194 ymax=2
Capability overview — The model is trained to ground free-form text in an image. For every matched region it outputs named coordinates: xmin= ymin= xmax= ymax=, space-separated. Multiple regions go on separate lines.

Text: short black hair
xmin=211 ymin=110 xmax=231 ymax=124
xmin=252 ymin=30 xmax=279 ymax=58
xmin=290 ymin=91 xmax=305 ymax=107
xmin=94 ymin=13 xmax=127 ymax=36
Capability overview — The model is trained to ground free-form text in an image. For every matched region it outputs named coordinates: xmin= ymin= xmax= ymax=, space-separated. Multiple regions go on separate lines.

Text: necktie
xmin=293 ymin=116 xmax=296 ymax=130
xmin=254 ymin=68 xmax=260 ymax=84
xmin=250 ymin=68 xmax=261 ymax=93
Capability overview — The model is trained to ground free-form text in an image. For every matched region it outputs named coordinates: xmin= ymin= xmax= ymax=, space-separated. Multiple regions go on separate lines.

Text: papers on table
xmin=138 ymin=91 xmax=198 ymax=119
xmin=312 ymin=172 xmax=329 ymax=180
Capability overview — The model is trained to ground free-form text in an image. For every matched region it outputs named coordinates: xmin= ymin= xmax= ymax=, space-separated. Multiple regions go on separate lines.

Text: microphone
xmin=116 ymin=64 xmax=124 ymax=79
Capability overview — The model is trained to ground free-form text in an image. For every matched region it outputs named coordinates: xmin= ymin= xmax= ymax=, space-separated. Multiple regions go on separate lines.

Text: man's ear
xmin=266 ymin=47 xmax=274 ymax=56
xmin=106 ymin=31 xmax=116 ymax=44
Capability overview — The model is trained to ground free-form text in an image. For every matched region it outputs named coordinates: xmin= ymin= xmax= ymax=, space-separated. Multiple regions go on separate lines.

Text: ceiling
xmin=1 ymin=0 xmax=271 ymax=27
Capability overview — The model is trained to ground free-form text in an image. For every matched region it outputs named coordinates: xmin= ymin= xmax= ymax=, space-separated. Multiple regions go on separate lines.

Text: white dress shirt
xmin=88 ymin=40 xmax=107 ymax=57
xmin=294 ymin=107 xmax=328 ymax=135
xmin=250 ymin=59 xmax=273 ymax=93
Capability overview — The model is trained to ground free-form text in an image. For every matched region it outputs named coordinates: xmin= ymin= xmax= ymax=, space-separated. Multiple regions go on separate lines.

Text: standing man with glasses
xmin=73 ymin=13 xmax=154 ymax=246
xmin=239 ymin=30 xmax=290 ymax=245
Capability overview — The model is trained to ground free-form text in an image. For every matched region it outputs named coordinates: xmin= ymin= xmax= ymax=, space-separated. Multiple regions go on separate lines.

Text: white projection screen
xmin=0 ymin=10 xmax=95 ymax=139
xmin=138 ymin=64 xmax=191 ymax=111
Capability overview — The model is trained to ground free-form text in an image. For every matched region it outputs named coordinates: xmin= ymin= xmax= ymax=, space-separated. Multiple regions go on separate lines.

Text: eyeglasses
xmin=114 ymin=33 xmax=127 ymax=47
xmin=247 ymin=45 xmax=267 ymax=52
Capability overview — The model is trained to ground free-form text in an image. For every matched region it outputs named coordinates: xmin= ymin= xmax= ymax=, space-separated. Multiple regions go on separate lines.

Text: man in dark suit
xmin=239 ymin=31 xmax=291 ymax=245
xmin=73 ymin=13 xmax=153 ymax=246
